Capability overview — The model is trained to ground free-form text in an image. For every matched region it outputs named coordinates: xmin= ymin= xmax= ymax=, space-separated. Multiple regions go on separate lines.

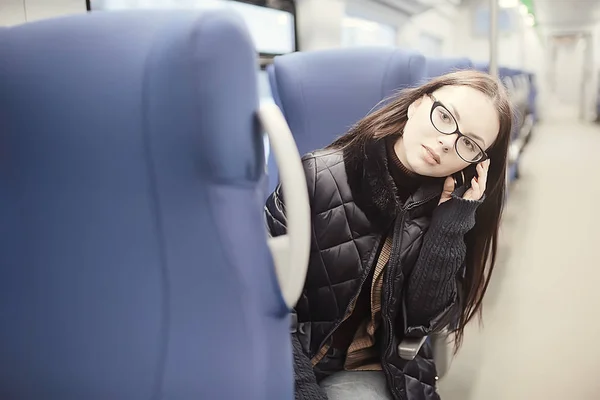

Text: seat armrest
xmin=398 ymin=336 xmax=428 ymax=360
xmin=398 ymin=332 xmax=453 ymax=379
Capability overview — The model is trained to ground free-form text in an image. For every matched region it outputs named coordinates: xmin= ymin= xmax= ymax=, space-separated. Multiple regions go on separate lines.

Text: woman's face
xmin=396 ymin=85 xmax=500 ymax=178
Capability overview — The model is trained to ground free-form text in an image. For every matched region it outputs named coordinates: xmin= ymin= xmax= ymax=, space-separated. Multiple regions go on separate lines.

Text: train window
xmin=87 ymin=0 xmax=297 ymax=56
xmin=341 ymin=16 xmax=397 ymax=48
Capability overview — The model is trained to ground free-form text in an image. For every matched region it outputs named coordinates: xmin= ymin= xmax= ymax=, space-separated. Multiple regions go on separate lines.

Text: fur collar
xmin=343 ymin=138 xmax=444 ymax=229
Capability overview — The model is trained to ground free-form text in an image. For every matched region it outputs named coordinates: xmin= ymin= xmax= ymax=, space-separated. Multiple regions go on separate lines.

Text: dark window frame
xmin=85 ymin=0 xmax=298 ymax=68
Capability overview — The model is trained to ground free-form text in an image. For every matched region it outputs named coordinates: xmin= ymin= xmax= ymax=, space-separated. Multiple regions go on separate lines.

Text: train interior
xmin=1 ymin=0 xmax=600 ymax=398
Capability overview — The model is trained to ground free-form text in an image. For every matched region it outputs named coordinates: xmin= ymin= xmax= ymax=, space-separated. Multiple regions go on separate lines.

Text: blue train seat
xmin=0 ymin=10 xmax=302 ymax=400
xmin=527 ymin=72 xmax=539 ymax=122
xmin=424 ymin=56 xmax=474 ymax=80
xmin=468 ymin=62 xmax=536 ymax=185
xmin=266 ymin=47 xmax=426 ymax=194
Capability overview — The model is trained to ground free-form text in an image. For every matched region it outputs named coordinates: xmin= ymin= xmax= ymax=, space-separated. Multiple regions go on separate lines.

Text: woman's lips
xmin=422 ymin=145 xmax=441 ymax=165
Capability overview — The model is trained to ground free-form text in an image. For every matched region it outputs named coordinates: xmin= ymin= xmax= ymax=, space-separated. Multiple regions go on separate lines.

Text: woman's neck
xmin=385 ymin=137 xmax=422 ymax=202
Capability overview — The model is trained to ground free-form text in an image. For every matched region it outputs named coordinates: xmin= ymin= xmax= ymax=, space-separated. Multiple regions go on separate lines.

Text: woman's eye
xmin=438 ymin=109 xmax=451 ymax=122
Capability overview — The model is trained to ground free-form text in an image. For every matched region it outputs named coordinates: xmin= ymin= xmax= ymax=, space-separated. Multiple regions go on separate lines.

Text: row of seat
xmin=0 ymin=9 xmax=540 ymax=398
xmin=2 ymin=11 xmax=476 ymax=399
xmin=595 ymin=72 xmax=600 ymax=123
xmin=471 ymin=63 xmax=538 ymax=184
xmin=497 ymin=66 xmax=537 ymax=183
xmin=0 ymin=9 xmax=310 ymax=399
xmin=265 ymin=52 xmax=538 ymax=195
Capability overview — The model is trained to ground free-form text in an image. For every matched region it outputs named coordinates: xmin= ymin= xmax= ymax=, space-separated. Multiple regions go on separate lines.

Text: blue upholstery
xmin=265 ymin=64 xmax=280 ymax=191
xmin=267 ymin=63 xmax=282 ymax=109
xmin=499 ymin=67 xmax=521 ymax=79
xmin=0 ymin=10 xmax=291 ymax=400
xmin=424 ymin=56 xmax=473 ymax=79
xmin=473 ymin=61 xmax=489 ymax=73
xmin=527 ymin=72 xmax=538 ymax=121
xmin=266 ymin=47 xmax=426 ymax=194
xmin=454 ymin=62 xmax=538 ymax=185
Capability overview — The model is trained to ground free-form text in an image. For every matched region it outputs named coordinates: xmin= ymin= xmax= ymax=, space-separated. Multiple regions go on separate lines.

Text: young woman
xmin=265 ymin=70 xmax=513 ymax=400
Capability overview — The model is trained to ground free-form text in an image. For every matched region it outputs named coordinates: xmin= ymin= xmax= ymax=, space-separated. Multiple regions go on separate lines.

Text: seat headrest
xmin=425 ymin=57 xmax=474 ymax=79
xmin=0 ymin=10 xmax=261 ymax=184
xmin=270 ymin=47 xmax=426 ymax=156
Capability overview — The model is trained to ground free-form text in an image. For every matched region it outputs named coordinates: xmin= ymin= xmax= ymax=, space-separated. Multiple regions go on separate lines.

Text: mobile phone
xmin=451 ymin=164 xmax=478 ymax=189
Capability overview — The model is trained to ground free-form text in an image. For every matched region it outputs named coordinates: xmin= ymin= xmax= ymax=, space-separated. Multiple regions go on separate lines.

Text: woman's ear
xmin=407 ymin=96 xmax=425 ymax=120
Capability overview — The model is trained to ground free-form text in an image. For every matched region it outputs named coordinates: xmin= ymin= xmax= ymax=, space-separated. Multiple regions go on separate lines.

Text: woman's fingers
xmin=438 ymin=176 xmax=455 ymax=205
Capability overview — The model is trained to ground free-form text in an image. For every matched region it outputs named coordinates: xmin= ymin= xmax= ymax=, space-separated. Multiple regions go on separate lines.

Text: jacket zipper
xmin=310 ymin=193 xmax=439 ymax=369
xmin=310 ymin=235 xmax=384 ymax=363
xmin=382 ymin=194 xmax=439 ymax=398
xmin=381 ymin=211 xmax=406 ymax=397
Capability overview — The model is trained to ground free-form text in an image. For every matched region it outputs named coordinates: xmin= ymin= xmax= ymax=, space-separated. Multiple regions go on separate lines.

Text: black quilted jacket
xmin=265 ymin=139 xmax=482 ymax=400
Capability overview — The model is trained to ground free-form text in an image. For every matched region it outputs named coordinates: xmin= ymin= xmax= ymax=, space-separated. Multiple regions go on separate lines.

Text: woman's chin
xmin=409 ymin=157 xmax=463 ymax=179
xmin=408 ymin=160 xmax=443 ymax=178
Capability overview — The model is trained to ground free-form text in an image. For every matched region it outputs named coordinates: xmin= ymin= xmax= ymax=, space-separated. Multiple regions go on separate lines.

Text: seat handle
xmin=259 ymin=103 xmax=311 ymax=309
xmin=398 ymin=336 xmax=428 ymax=361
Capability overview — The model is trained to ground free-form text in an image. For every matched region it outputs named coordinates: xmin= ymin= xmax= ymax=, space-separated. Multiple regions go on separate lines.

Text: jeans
xmin=319 ymin=371 xmax=393 ymax=400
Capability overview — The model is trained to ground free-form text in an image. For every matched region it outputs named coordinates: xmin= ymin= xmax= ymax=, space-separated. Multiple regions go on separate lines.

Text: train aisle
xmin=438 ymin=114 xmax=600 ymax=400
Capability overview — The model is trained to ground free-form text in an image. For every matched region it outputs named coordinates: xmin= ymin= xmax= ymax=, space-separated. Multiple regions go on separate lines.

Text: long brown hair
xmin=328 ymin=70 xmax=513 ymax=352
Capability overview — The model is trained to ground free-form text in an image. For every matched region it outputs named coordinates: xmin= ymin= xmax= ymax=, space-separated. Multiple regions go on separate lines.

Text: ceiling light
xmin=499 ymin=0 xmax=519 ymax=8
xmin=519 ymin=4 xmax=529 ymax=15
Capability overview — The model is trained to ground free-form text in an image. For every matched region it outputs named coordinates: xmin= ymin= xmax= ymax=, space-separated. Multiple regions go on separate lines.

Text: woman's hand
xmin=439 ymin=159 xmax=490 ymax=205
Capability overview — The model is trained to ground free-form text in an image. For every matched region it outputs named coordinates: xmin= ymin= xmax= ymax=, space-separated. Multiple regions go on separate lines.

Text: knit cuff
xmin=430 ymin=194 xmax=483 ymax=235
xmin=405 ymin=289 xmax=458 ymax=337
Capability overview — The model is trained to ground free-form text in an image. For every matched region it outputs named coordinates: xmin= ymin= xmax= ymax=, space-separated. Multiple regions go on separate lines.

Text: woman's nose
xmin=438 ymin=134 xmax=458 ymax=153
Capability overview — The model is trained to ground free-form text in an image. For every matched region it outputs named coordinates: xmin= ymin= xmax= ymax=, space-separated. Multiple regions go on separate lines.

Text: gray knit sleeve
xmin=403 ymin=194 xmax=482 ymax=335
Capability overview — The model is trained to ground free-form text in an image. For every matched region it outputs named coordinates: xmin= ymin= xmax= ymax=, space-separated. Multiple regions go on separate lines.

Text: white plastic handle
xmin=259 ymin=102 xmax=311 ymax=309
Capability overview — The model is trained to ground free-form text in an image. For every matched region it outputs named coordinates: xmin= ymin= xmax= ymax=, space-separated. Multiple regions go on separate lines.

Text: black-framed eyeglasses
xmin=428 ymin=94 xmax=488 ymax=164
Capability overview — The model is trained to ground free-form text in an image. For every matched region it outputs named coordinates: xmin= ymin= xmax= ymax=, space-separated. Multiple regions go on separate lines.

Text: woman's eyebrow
xmin=445 ymin=101 xmax=486 ymax=146
xmin=447 ymin=102 xmax=461 ymax=122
